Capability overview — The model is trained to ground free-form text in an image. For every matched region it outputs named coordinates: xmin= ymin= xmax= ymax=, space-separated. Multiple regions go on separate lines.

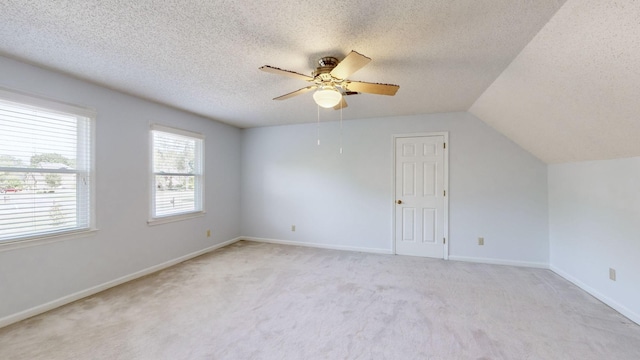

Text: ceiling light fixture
xmin=313 ymin=86 xmax=342 ymax=108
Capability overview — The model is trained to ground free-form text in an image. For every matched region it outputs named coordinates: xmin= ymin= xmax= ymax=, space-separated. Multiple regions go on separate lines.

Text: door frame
xmin=392 ymin=132 xmax=449 ymax=259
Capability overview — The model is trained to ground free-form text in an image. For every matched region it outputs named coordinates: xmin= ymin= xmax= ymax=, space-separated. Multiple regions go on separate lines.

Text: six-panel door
xmin=395 ymin=135 xmax=445 ymax=258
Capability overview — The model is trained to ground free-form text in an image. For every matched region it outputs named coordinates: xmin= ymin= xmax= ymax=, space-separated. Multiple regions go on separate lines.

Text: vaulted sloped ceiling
xmin=1 ymin=1 xmax=637 ymax=164
xmin=470 ymin=0 xmax=640 ymax=164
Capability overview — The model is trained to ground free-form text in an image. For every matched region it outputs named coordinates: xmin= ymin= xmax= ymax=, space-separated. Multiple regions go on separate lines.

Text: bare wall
xmin=241 ymin=112 xmax=548 ymax=266
xmin=549 ymin=157 xmax=640 ymax=324
xmin=0 ymin=56 xmax=242 ymax=321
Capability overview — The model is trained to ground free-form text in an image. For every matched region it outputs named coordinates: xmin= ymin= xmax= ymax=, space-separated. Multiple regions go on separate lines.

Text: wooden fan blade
xmin=260 ymin=65 xmax=314 ymax=81
xmin=346 ymin=81 xmax=399 ymax=96
xmin=330 ymin=51 xmax=371 ymax=80
xmin=333 ymin=97 xmax=348 ymax=110
xmin=273 ymin=85 xmax=317 ymax=100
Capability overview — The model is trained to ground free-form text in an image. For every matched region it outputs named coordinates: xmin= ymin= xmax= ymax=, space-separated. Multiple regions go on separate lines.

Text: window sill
xmin=147 ymin=211 xmax=205 ymax=226
xmin=0 ymin=228 xmax=98 ymax=253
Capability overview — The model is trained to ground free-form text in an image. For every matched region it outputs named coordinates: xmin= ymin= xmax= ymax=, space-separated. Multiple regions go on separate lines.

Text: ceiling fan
xmin=260 ymin=50 xmax=399 ymax=110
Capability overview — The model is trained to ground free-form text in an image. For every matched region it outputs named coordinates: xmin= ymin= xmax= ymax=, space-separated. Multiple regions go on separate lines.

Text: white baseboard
xmin=550 ymin=265 xmax=640 ymax=326
xmin=448 ymin=255 xmax=549 ymax=269
xmin=0 ymin=237 xmax=241 ymax=329
xmin=242 ymin=237 xmax=393 ymax=255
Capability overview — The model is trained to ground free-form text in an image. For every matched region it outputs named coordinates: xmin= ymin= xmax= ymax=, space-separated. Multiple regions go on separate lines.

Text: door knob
xmin=396 ymin=200 xmax=402 ymax=204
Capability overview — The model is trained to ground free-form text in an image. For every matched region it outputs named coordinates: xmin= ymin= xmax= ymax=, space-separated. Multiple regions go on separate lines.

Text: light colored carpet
xmin=1 ymin=240 xmax=639 ymax=359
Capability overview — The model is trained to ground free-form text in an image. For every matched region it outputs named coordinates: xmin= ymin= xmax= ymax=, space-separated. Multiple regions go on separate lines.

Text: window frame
xmin=0 ymin=87 xmax=96 ymax=247
xmin=148 ymin=124 xmax=205 ymax=225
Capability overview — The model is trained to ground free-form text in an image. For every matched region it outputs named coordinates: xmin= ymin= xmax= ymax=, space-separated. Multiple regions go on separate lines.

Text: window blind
xmin=151 ymin=126 xmax=203 ymax=218
xmin=0 ymin=93 xmax=93 ymax=242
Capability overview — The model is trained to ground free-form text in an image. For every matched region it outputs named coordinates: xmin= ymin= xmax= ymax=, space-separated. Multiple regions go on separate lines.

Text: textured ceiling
xmin=6 ymin=0 xmax=634 ymax=165
xmin=471 ymin=0 xmax=640 ymax=163
xmin=0 ymin=0 xmax=565 ymax=128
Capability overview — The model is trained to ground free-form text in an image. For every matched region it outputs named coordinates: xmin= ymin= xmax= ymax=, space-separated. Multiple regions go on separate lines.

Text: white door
xmin=395 ymin=135 xmax=447 ymax=258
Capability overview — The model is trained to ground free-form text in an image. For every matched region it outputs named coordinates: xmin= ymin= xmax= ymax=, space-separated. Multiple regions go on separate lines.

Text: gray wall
xmin=241 ymin=112 xmax=549 ymax=265
xmin=549 ymin=157 xmax=640 ymax=324
xmin=0 ymin=56 xmax=242 ymax=321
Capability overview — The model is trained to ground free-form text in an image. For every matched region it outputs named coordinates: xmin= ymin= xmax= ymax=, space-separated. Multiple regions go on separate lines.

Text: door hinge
xmin=443 ymin=237 xmax=446 ymax=244
xmin=443 ymin=143 xmax=446 ymax=149
xmin=443 ymin=190 xmax=446 ymax=196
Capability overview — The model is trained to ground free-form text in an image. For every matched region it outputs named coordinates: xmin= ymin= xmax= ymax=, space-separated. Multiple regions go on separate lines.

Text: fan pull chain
xmin=317 ymin=104 xmax=321 ymax=146
xmin=339 ymin=105 xmax=343 ymax=154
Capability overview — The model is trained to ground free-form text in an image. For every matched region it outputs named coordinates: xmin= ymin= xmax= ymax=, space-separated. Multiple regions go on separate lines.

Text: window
xmin=150 ymin=125 xmax=204 ymax=221
xmin=0 ymin=88 xmax=94 ymax=243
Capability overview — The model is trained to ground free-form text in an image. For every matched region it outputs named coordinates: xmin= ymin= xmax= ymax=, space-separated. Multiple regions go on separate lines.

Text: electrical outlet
xmin=478 ymin=237 xmax=484 ymax=246
xmin=206 ymin=229 xmax=211 ymax=237
xmin=291 ymin=225 xmax=296 ymax=232
xmin=609 ymin=268 xmax=616 ymax=281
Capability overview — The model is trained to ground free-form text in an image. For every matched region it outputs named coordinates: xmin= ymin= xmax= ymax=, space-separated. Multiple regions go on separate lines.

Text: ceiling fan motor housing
xmin=313 ymin=57 xmax=340 ymax=78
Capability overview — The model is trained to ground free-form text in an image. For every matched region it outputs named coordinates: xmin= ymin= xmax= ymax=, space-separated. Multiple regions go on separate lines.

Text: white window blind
xmin=151 ymin=125 xmax=203 ymax=219
xmin=0 ymin=89 xmax=94 ymax=243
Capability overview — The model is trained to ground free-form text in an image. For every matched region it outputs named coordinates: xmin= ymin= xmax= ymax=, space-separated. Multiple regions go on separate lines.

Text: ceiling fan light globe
xmin=313 ymin=88 xmax=342 ymax=108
